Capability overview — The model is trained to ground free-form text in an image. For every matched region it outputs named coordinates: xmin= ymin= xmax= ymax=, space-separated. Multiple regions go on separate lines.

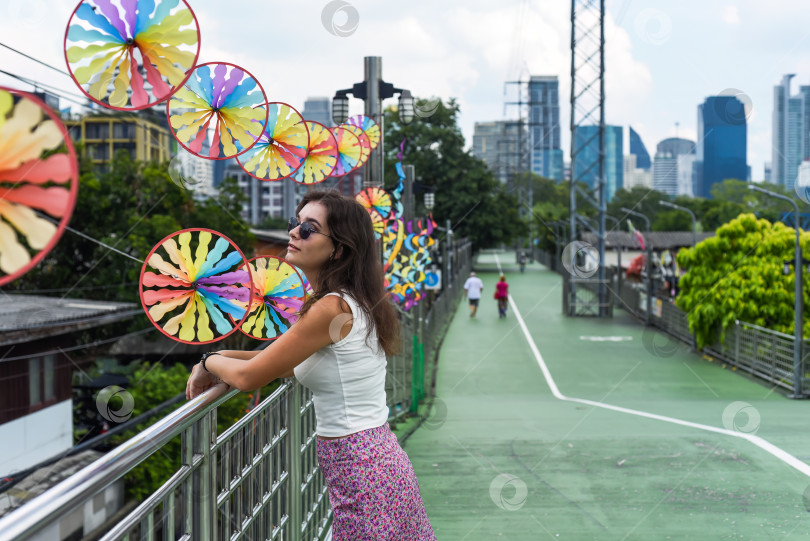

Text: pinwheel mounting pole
xmin=331 ymin=56 xmax=414 ymax=189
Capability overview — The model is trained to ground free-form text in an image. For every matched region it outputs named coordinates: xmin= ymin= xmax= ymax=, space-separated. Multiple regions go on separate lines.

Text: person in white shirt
xmin=463 ymin=271 xmax=484 ymax=317
xmin=186 ymin=190 xmax=436 ymax=540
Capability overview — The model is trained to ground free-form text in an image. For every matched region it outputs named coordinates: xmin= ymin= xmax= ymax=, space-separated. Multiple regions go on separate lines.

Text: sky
xmin=3 ymin=0 xmax=810 ymax=183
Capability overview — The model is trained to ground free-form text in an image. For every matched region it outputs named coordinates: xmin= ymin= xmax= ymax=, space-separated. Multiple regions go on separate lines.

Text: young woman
xmin=495 ymin=274 xmax=509 ymax=318
xmin=185 ymin=191 xmax=436 ymax=540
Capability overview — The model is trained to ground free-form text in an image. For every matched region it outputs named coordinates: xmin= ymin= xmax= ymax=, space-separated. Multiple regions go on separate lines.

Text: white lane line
xmin=493 ymin=253 xmax=810 ymax=478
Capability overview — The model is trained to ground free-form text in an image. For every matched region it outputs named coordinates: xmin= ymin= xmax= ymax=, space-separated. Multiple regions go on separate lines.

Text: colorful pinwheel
xmin=239 ymin=256 xmax=306 ymax=340
xmin=64 ymin=0 xmax=200 ymax=110
xmin=167 ymin=62 xmax=267 ymax=160
xmin=342 ymin=124 xmax=371 ymax=168
xmin=344 ymin=114 xmax=380 ymax=150
xmin=291 ymin=121 xmax=338 ymax=185
xmin=139 ymin=228 xmax=253 ymax=344
xmin=356 ymin=186 xmax=392 ymax=221
xmin=237 ymin=102 xmax=309 ymax=181
xmin=329 ymin=126 xmax=362 ymax=177
xmin=368 ymin=209 xmax=386 ymax=236
xmin=0 ymin=88 xmax=79 ymax=287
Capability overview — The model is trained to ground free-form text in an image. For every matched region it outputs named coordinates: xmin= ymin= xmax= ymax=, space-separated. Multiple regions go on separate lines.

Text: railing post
xmin=191 ymin=411 xmax=216 ymax=540
xmin=287 ymin=383 xmax=303 ymax=540
xmin=411 ymin=333 xmax=419 ymax=413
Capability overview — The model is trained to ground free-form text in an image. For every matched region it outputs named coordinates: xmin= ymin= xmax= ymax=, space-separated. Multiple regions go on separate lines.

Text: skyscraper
xmin=473 ymin=120 xmax=526 ymax=184
xmin=772 ymin=75 xmax=810 ymax=190
xmin=572 ymin=125 xmax=624 ymax=200
xmin=652 ymin=138 xmax=695 ymax=196
xmin=302 ymin=97 xmax=333 ymax=126
xmin=528 ymin=76 xmax=563 ymax=181
xmin=628 ymin=126 xmax=651 ymax=170
xmin=696 ymin=96 xmax=748 ymax=198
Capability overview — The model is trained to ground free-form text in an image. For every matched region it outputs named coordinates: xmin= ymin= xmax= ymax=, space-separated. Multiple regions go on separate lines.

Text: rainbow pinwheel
xmin=329 ymin=126 xmax=362 ymax=177
xmin=139 ymin=228 xmax=253 ymax=344
xmin=343 ymin=124 xmax=371 ymax=168
xmin=356 ymin=187 xmax=392 ymax=223
xmin=237 ymin=102 xmax=309 ymax=181
xmin=291 ymin=121 xmax=338 ymax=185
xmin=344 ymin=114 xmax=380 ymax=150
xmin=368 ymin=208 xmax=386 ymax=236
xmin=0 ymin=88 xmax=79 ymax=287
xmin=168 ymin=62 xmax=267 ymax=160
xmin=64 ymin=0 xmax=200 ymax=110
xmin=239 ymin=256 xmax=306 ymax=340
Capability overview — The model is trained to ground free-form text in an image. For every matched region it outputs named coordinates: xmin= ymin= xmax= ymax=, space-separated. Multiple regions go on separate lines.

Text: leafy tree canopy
xmin=676 ymin=213 xmax=810 ymax=348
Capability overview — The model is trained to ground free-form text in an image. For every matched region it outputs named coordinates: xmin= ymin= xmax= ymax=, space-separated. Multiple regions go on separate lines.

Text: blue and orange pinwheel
xmin=342 ymin=124 xmax=371 ymax=168
xmin=0 ymin=88 xmax=79 ymax=286
xmin=329 ymin=125 xmax=362 ymax=177
xmin=344 ymin=114 xmax=380 ymax=150
xmin=167 ymin=62 xmax=268 ymax=160
xmin=139 ymin=228 xmax=253 ymax=344
xmin=237 ymin=102 xmax=309 ymax=181
xmin=64 ymin=0 xmax=200 ymax=110
xmin=239 ymin=256 xmax=307 ymax=340
xmin=291 ymin=121 xmax=338 ymax=184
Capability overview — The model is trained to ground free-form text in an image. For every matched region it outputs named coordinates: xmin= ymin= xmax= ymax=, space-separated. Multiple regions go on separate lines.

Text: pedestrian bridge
xmin=3 ymin=250 xmax=810 ymax=540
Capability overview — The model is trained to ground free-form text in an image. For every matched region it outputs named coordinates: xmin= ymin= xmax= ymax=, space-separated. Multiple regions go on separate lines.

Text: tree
xmin=382 ymin=99 xmax=523 ymax=249
xmin=5 ymin=150 xmax=254 ymax=304
xmin=676 ymin=213 xmax=810 ymax=348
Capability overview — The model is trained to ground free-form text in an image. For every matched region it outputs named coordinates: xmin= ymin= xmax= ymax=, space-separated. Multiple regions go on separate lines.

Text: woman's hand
xmin=185 ymin=363 xmax=220 ymax=400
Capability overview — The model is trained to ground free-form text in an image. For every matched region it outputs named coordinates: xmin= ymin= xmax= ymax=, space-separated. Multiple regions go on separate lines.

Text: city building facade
xmin=528 ymin=76 xmax=563 ymax=181
xmin=772 ymin=74 xmax=810 ymax=190
xmin=696 ymin=96 xmax=748 ymax=198
xmin=66 ymin=115 xmax=171 ymax=172
xmin=472 ymin=120 xmax=526 ymax=184
xmin=628 ymin=126 xmax=651 ymax=170
xmin=572 ymin=125 xmax=624 ymax=200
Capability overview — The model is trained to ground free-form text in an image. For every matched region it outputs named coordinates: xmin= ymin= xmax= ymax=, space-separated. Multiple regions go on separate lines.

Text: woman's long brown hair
xmin=294 ymin=190 xmax=401 ymax=356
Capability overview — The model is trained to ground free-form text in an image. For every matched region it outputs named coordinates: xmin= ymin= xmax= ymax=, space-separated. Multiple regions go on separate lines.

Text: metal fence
xmin=0 ymin=241 xmax=473 ymax=541
xmin=536 ymin=248 xmax=807 ymax=393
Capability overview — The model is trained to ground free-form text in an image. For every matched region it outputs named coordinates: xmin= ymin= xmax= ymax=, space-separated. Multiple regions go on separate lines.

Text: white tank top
xmin=293 ymin=292 xmax=389 ymax=437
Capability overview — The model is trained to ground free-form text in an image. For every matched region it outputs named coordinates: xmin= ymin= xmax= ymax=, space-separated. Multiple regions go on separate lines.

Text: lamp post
xmin=659 ymin=200 xmax=697 ymax=247
xmin=748 ymin=184 xmax=804 ymax=397
xmin=621 ymin=207 xmax=652 ymax=325
xmin=332 ymin=56 xmax=414 ymax=189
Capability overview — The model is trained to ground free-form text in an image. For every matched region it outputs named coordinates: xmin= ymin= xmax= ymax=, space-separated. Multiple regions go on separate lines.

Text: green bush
xmin=676 ymin=213 xmax=810 ymax=348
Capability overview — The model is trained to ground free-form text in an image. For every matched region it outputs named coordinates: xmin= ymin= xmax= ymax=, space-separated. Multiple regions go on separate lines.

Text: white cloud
xmin=722 ymin=5 xmax=740 ymax=25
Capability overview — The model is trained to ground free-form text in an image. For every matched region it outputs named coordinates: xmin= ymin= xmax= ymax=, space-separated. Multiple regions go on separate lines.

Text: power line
xmin=0 ymin=326 xmax=155 ymax=363
xmin=1 ymin=282 xmax=139 ymax=294
xmin=0 ymin=42 xmax=70 ymax=77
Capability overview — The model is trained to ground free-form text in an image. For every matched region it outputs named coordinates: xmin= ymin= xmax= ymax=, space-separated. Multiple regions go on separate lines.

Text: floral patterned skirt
xmin=316 ymin=423 xmax=436 ymax=540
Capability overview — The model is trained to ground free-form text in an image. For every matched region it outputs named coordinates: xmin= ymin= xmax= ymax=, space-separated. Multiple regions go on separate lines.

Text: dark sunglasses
xmin=288 ymin=217 xmax=334 ymax=240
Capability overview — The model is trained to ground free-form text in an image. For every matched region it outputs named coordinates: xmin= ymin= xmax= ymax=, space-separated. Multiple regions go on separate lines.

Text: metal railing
xmin=536 ymin=248 xmax=808 ymax=393
xmin=0 ymin=240 xmax=474 ymax=541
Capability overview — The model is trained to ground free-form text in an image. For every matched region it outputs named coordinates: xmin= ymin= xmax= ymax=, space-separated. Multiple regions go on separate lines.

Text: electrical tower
xmin=503 ymin=80 xmax=536 ymax=258
xmin=567 ymin=0 xmax=611 ymax=317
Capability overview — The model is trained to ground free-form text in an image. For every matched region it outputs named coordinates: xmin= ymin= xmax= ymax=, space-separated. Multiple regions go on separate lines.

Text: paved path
xmin=402 ymin=251 xmax=810 ymax=540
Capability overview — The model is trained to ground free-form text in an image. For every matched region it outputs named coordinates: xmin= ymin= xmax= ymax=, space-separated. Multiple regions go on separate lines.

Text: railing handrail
xmin=0 ymin=383 xmax=238 ymax=541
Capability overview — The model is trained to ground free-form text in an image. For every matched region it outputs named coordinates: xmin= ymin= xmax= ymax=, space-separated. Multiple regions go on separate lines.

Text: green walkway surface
xmin=400 ymin=251 xmax=810 ymax=540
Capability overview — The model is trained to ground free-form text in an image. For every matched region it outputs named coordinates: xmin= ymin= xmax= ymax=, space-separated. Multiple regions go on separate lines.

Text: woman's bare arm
xmin=202 ymin=296 xmax=347 ymax=390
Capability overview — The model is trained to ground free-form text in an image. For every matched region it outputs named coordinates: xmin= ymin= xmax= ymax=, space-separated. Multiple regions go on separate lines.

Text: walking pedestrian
xmin=463 ymin=271 xmax=484 ymax=318
xmin=495 ymin=274 xmax=509 ymax=318
xmin=185 ymin=190 xmax=436 ymax=540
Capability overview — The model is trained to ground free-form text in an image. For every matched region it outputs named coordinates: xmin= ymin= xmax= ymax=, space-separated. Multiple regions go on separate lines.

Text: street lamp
xmin=621 ymin=207 xmax=653 ymax=325
xmin=424 ymin=192 xmax=435 ymax=211
xmin=659 ymin=200 xmax=697 ymax=247
xmin=331 ymin=56 xmax=414 ymax=188
xmin=748 ymin=184 xmax=804 ymax=398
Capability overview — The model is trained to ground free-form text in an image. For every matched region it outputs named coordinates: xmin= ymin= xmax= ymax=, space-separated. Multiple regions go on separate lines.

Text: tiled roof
xmin=0 ymin=294 xmax=138 ymax=346
xmin=581 ymin=231 xmax=715 ymax=249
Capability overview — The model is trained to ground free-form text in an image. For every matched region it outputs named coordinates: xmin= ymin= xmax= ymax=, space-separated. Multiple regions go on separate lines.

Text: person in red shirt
xmin=495 ymin=274 xmax=509 ymax=318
